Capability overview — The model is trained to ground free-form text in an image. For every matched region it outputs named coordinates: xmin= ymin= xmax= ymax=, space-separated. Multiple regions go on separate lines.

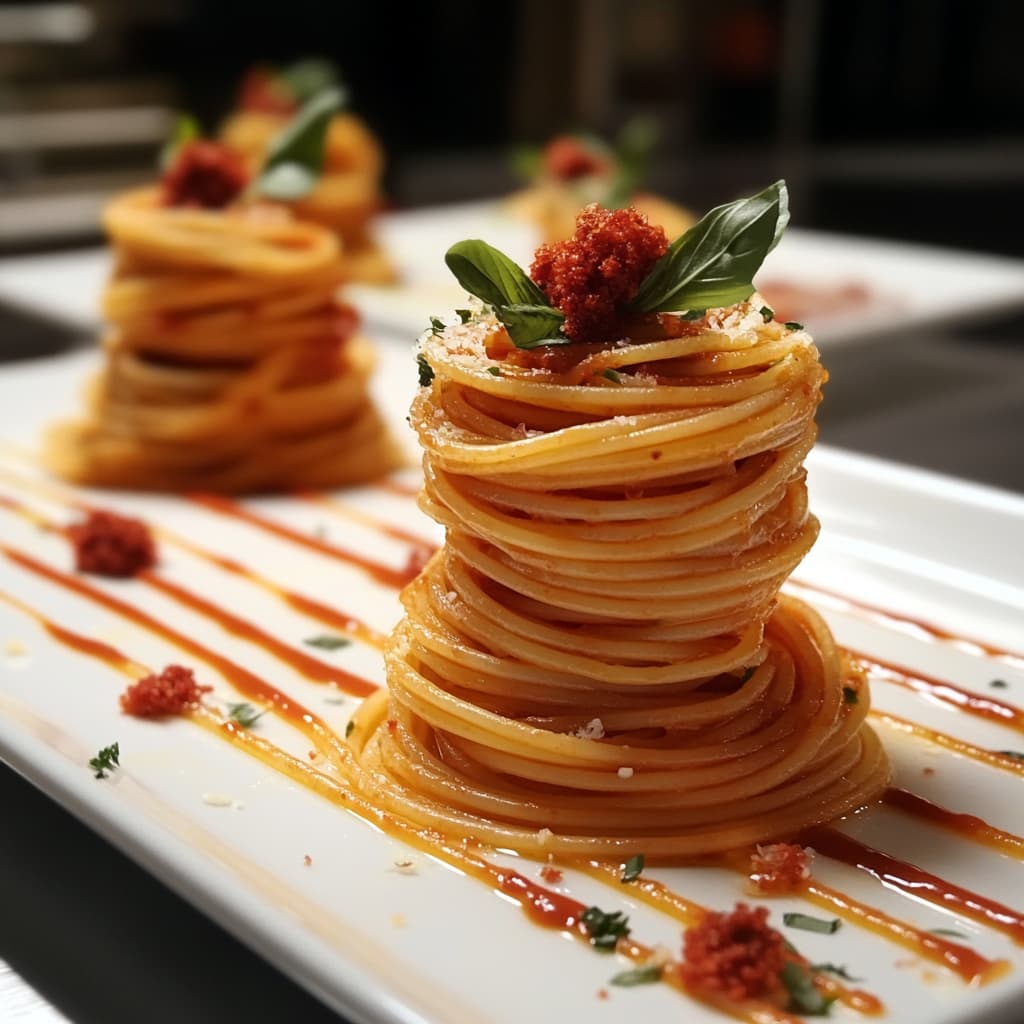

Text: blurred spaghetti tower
xmin=352 ymin=186 xmax=889 ymax=859
xmin=222 ymin=59 xmax=394 ymax=284
xmin=45 ymin=95 xmax=398 ymax=492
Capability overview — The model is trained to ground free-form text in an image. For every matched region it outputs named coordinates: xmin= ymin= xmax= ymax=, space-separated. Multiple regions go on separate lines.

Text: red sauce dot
xmin=679 ymin=903 xmax=787 ymax=1003
xmin=67 ymin=509 xmax=156 ymax=578
xmin=161 ymin=141 xmax=250 ymax=210
xmin=303 ymin=854 xmax=313 ymax=866
xmin=748 ymin=843 xmax=812 ymax=895
xmin=530 ymin=204 xmax=668 ymax=345
xmin=538 ymin=865 xmax=563 ymax=884
xmin=596 ymin=988 xmax=609 ymax=1001
xmin=120 ymin=664 xmax=212 ymax=717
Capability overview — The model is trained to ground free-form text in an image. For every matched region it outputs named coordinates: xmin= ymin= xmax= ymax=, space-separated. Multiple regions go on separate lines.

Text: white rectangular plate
xmin=2 ymin=200 xmax=1023 ymax=349
xmin=2 ymin=340 xmax=1024 ymax=1024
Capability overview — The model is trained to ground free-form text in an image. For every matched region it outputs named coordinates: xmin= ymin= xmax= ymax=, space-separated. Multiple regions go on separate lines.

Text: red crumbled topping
xmin=749 ymin=843 xmax=813 ymax=895
xmin=237 ymin=67 xmax=297 ymax=114
xmin=679 ymin=903 xmax=787 ymax=1002
xmin=120 ymin=664 xmax=212 ymax=717
xmin=539 ymin=865 xmax=564 ymax=884
xmin=161 ymin=141 xmax=250 ymax=209
xmin=68 ymin=509 xmax=157 ymax=578
xmin=530 ymin=204 xmax=668 ymax=345
xmin=542 ymin=135 xmax=609 ymax=181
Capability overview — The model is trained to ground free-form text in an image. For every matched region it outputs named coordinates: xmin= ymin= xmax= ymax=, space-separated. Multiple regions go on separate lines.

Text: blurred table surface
xmin=1 ymin=278 xmax=1023 ymax=1024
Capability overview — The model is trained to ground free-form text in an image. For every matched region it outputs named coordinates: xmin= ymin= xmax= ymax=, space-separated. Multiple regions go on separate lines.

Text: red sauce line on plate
xmin=884 ymin=787 xmax=1024 ymax=860
xmin=789 ymin=578 xmax=1024 ymax=665
xmin=859 ymin=652 xmax=1024 ymax=732
xmin=0 ymin=545 xmax=343 ymax=741
xmin=153 ymin=530 xmax=385 ymax=650
xmin=0 ymin=493 xmax=378 ymax=696
xmin=138 ymin=571 xmax=377 ymax=698
xmin=805 ymin=825 xmax=1024 ymax=946
xmin=296 ymin=490 xmax=439 ymax=550
xmin=189 ymin=493 xmax=412 ymax=589
xmin=872 ymin=711 xmax=1024 ymax=775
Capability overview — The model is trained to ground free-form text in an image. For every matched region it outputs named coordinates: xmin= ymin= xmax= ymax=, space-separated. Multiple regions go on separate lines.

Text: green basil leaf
xmin=445 ymin=239 xmax=551 ymax=309
xmin=780 ymin=962 xmax=836 ymax=1016
xmin=254 ymin=87 xmax=343 ymax=200
xmin=304 ymin=634 xmax=351 ymax=651
xmin=609 ymin=964 xmax=662 ymax=987
xmin=494 ymin=303 xmax=567 ymax=348
xmin=630 ymin=180 xmax=789 ymax=314
xmin=621 ymin=853 xmax=644 ymax=882
xmin=280 ymin=57 xmax=346 ymax=105
xmin=159 ymin=113 xmax=200 ymax=170
xmin=783 ymin=912 xmax=841 ymax=934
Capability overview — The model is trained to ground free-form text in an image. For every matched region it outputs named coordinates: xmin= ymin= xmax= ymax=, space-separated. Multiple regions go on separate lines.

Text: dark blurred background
xmin=2 ymin=0 xmax=1023 ymax=255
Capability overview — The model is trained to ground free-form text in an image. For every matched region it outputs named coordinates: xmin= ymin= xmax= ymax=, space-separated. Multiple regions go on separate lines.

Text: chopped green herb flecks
xmin=609 ymin=964 xmax=662 ymax=987
xmin=760 ymin=305 xmax=774 ymax=322
xmin=621 ymin=854 xmax=645 ymax=883
xmin=304 ymin=634 xmax=351 ymax=651
xmin=842 ymin=686 xmax=859 ymax=704
xmin=487 ymin=366 xmax=502 ymax=376
xmin=990 ymin=679 xmax=1009 ymax=689
xmin=429 ymin=316 xmax=446 ymax=336
xmin=89 ymin=742 xmax=120 ymax=779
xmin=780 ymin=961 xmax=836 ymax=1016
xmin=581 ymin=906 xmax=631 ymax=951
xmin=998 ymin=750 xmax=1024 ymax=760
xmin=226 ymin=702 xmax=265 ymax=728
xmin=784 ymin=320 xmax=804 ymax=330
xmin=783 ymin=912 xmax=841 ymax=934
xmin=602 ymin=368 xmax=623 ymax=384
xmin=417 ymin=353 xmax=434 ymax=387
xmin=455 ymin=308 xmax=473 ymax=324
xmin=345 ymin=720 xmax=356 ymax=738
xmin=931 ymin=927 xmax=969 ymax=939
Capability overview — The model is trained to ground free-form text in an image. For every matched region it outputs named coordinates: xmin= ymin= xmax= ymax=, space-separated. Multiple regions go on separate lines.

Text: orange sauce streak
xmin=790 ymin=579 xmax=1024 ymax=666
xmin=884 ymin=787 xmax=1024 ymax=860
xmin=138 ymin=571 xmax=377 ymax=698
xmin=718 ymin=849 xmax=997 ymax=990
xmin=155 ymin=531 xmax=386 ymax=650
xmin=873 ymin=712 xmax=1024 ymax=774
xmin=860 ymin=653 xmax=1024 ymax=733
xmin=0 ymin=487 xmax=386 ymax=650
xmin=297 ymin=491 xmax=439 ymax=550
xmin=0 ymin=545 xmax=345 ymax=749
xmin=189 ymin=494 xmax=412 ymax=589
xmin=800 ymin=878 xmax=1006 ymax=985
xmin=805 ymin=826 xmax=1024 ymax=947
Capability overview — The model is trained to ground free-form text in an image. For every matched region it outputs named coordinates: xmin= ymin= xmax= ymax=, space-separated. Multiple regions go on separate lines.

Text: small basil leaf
xmin=280 ymin=58 xmax=346 ymax=105
xmin=609 ymin=965 xmax=661 ymax=987
xmin=445 ymin=239 xmax=551 ymax=309
xmin=630 ymin=180 xmax=789 ymax=314
xmin=254 ymin=87 xmax=343 ymax=200
xmin=780 ymin=962 xmax=836 ymax=1016
xmin=494 ymin=303 xmax=567 ymax=348
xmin=159 ymin=113 xmax=200 ymax=170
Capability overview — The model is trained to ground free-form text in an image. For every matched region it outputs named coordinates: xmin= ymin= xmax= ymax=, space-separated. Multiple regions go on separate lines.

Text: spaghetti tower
xmin=355 ymin=185 xmax=889 ymax=858
xmin=45 ymin=108 xmax=398 ymax=492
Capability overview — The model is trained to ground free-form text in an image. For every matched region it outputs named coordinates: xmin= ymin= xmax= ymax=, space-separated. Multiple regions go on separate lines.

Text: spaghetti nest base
xmin=45 ymin=188 xmax=399 ymax=493
xmin=355 ymin=302 xmax=889 ymax=859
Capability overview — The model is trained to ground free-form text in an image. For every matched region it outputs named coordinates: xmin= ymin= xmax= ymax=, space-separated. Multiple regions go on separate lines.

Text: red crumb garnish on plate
xmin=679 ymin=903 xmax=787 ymax=1002
xmin=161 ymin=141 xmax=250 ymax=209
xmin=748 ymin=842 xmax=813 ymax=895
xmin=120 ymin=664 xmax=212 ymax=717
xmin=538 ymin=865 xmax=563 ymax=884
xmin=530 ymin=204 xmax=668 ymax=345
xmin=596 ymin=988 xmax=609 ymax=1001
xmin=542 ymin=136 xmax=608 ymax=181
xmin=303 ymin=854 xmax=313 ymax=866
xmin=67 ymin=509 xmax=157 ymax=578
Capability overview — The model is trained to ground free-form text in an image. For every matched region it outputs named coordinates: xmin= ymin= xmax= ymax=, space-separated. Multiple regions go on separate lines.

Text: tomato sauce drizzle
xmin=884 ymin=787 xmax=1024 ymax=860
xmin=805 ymin=826 xmax=1024 ymax=946
xmin=789 ymin=579 xmax=1024 ymax=666
xmin=190 ymin=494 xmax=412 ymax=588
xmin=860 ymin=652 xmax=1024 ymax=732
